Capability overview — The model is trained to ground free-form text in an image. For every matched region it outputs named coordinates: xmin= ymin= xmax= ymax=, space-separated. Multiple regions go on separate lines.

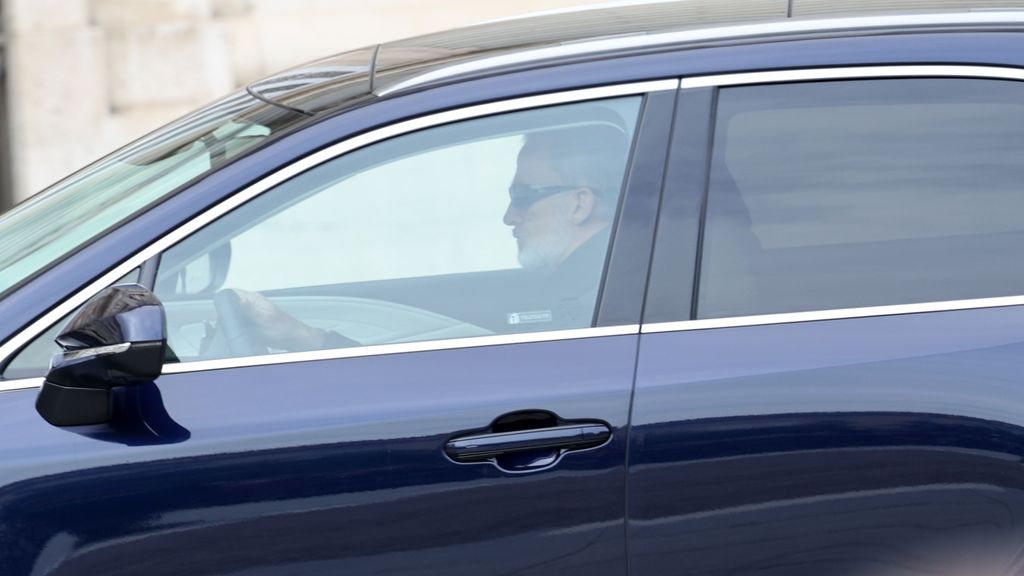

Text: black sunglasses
xmin=507 ymin=184 xmax=584 ymax=209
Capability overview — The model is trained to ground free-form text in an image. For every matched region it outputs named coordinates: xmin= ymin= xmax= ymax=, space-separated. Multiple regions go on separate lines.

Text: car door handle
xmin=445 ymin=423 xmax=611 ymax=462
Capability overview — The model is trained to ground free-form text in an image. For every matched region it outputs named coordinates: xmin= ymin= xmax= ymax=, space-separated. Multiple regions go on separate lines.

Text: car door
xmin=630 ymin=66 xmax=1024 ymax=576
xmin=0 ymin=81 xmax=676 ymax=575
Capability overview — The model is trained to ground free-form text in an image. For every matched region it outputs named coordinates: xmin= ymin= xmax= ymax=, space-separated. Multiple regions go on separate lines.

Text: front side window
xmin=697 ymin=78 xmax=1024 ymax=319
xmin=154 ymin=97 xmax=641 ymax=361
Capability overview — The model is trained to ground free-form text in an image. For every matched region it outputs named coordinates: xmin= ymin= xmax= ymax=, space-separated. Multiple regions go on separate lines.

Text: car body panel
xmin=630 ymin=307 xmax=1024 ymax=576
xmin=0 ymin=336 xmax=637 ymax=575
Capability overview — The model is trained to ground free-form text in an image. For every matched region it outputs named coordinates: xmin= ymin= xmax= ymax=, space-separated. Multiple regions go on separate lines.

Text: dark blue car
xmin=3 ymin=3 xmax=1024 ymax=574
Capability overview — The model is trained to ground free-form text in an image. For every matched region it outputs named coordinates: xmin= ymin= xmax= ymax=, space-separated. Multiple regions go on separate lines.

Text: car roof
xmin=247 ymin=0 xmax=1024 ymax=115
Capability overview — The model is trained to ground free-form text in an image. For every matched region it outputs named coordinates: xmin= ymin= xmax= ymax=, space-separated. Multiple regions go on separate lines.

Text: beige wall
xmin=1 ymin=0 xmax=597 ymax=203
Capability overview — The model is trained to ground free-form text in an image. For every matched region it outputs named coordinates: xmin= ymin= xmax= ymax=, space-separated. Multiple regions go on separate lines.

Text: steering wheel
xmin=210 ymin=289 xmax=268 ymax=357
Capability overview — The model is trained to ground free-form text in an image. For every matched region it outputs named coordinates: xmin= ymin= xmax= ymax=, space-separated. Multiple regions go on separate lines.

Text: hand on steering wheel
xmin=210 ymin=289 xmax=364 ymax=357
xmin=211 ymin=289 xmax=271 ymax=357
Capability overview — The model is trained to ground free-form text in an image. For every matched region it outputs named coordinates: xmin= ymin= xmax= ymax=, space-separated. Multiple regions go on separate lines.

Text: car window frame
xmin=643 ymin=64 xmax=1024 ymax=336
xmin=0 ymin=78 xmax=680 ymax=391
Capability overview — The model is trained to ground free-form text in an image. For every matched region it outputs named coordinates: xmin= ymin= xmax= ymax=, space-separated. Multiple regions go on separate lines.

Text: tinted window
xmin=154 ymin=97 xmax=641 ymax=361
xmin=698 ymin=78 xmax=1024 ymax=318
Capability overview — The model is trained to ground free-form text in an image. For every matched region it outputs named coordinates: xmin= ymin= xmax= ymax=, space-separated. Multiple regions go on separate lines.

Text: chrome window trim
xmin=646 ymin=63 xmax=1024 ymax=335
xmin=679 ymin=64 xmax=1024 ymax=88
xmin=379 ymin=12 xmax=1024 ymax=95
xmin=162 ymin=325 xmax=640 ymax=375
xmin=0 ymin=79 xmax=677 ymax=382
xmin=642 ymin=295 xmax=1024 ymax=334
xmin=0 ymin=377 xmax=43 ymax=393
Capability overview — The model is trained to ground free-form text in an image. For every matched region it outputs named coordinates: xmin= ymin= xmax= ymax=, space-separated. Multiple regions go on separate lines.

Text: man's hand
xmin=230 ymin=289 xmax=328 ymax=351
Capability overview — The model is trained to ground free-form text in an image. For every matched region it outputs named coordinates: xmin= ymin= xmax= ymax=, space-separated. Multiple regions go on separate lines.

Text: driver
xmin=502 ymin=124 xmax=627 ymax=327
xmin=232 ymin=122 xmax=630 ymax=350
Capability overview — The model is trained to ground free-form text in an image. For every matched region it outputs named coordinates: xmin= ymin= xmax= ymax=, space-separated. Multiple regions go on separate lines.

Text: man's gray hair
xmin=523 ymin=123 xmax=631 ymax=218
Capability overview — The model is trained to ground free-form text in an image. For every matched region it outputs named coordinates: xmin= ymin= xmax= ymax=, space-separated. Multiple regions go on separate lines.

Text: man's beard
xmin=517 ymin=224 xmax=574 ymax=270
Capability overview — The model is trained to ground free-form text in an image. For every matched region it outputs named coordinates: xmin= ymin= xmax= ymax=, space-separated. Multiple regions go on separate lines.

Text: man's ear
xmin=569 ymin=188 xmax=597 ymax=224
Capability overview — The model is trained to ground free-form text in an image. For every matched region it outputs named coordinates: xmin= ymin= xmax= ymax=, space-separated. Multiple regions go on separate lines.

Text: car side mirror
xmin=36 ymin=284 xmax=167 ymax=427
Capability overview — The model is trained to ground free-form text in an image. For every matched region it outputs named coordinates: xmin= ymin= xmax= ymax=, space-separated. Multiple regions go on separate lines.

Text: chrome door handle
xmin=445 ymin=423 xmax=611 ymax=462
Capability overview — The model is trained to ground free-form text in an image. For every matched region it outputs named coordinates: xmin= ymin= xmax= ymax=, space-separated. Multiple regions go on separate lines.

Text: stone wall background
xmin=1 ymin=0 xmax=596 ymax=205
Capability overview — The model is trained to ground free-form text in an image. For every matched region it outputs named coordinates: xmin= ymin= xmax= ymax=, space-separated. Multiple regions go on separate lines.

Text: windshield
xmin=0 ymin=91 xmax=303 ymax=298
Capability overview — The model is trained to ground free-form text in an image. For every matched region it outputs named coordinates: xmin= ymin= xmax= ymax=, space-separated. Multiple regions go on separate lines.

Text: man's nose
xmin=503 ymin=202 xmax=521 ymax=226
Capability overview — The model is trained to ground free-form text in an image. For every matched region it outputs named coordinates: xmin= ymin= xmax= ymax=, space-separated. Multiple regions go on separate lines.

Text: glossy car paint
xmin=0 ymin=336 xmax=637 ymax=575
xmin=631 ymin=309 xmax=1024 ymax=576
xmin=629 ymin=34 xmax=1024 ymax=575
xmin=1 ymin=18 xmax=1024 ymax=576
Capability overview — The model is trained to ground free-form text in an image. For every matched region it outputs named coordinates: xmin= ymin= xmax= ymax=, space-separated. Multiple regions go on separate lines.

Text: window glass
xmin=698 ymin=78 xmax=1024 ymax=318
xmin=0 ymin=92 xmax=297 ymax=299
xmin=154 ymin=97 xmax=641 ymax=362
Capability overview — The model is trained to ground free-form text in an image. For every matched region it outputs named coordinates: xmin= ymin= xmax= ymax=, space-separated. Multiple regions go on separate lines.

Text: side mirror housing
xmin=36 ymin=284 xmax=167 ymax=427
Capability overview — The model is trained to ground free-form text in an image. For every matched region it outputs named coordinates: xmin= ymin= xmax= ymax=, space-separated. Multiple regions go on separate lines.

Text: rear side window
xmin=698 ymin=78 xmax=1024 ymax=318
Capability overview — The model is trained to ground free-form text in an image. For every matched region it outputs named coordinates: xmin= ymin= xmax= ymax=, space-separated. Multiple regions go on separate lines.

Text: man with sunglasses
xmin=231 ymin=122 xmax=629 ymax=349
xmin=501 ymin=124 xmax=628 ymax=327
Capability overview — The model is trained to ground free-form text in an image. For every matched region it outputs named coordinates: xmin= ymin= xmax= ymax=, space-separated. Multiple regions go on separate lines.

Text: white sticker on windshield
xmin=507 ymin=310 xmax=553 ymax=325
